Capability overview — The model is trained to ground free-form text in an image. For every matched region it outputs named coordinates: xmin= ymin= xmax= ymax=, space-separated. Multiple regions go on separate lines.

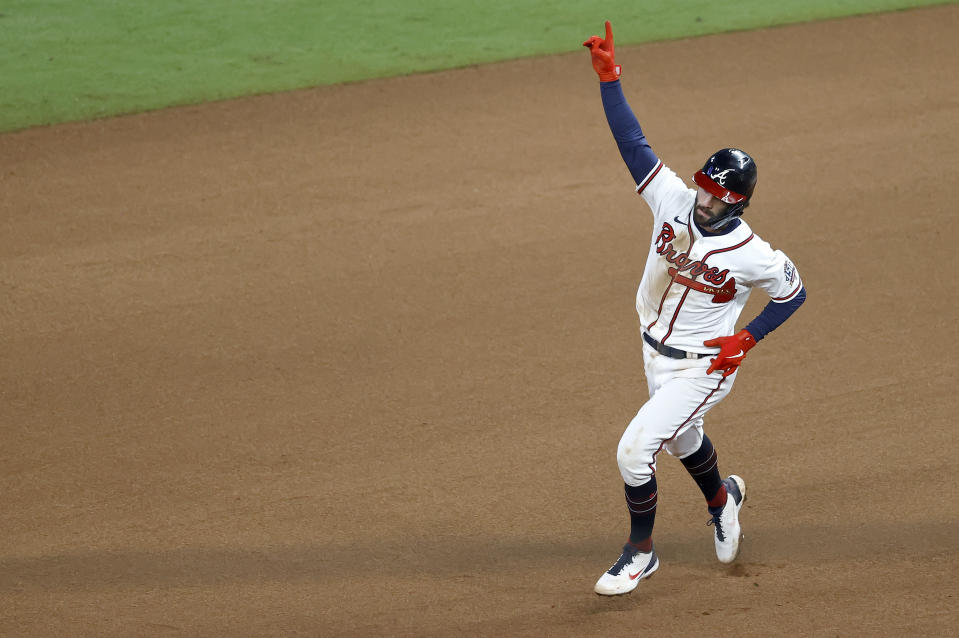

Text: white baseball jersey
xmin=635 ymin=160 xmax=803 ymax=354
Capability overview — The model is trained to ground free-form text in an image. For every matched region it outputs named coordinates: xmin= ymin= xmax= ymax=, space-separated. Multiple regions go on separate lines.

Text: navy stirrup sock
xmin=680 ymin=435 xmax=726 ymax=507
xmin=624 ymin=477 xmax=657 ymax=551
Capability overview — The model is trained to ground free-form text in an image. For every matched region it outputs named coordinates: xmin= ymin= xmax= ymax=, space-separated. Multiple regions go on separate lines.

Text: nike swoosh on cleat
xmin=629 ymin=571 xmax=643 ymax=580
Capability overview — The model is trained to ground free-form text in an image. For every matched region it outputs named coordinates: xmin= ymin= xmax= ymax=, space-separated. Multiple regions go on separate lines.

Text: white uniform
xmin=616 ymin=160 xmax=803 ymax=486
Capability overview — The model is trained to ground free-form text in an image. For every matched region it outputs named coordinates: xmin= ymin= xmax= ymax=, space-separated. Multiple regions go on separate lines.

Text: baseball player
xmin=582 ymin=22 xmax=807 ymax=596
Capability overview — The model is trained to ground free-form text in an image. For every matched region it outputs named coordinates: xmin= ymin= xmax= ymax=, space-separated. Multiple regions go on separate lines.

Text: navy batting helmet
xmin=692 ymin=148 xmax=758 ymax=229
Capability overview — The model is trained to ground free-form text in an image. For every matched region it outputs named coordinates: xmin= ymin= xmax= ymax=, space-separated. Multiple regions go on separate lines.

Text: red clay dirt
xmin=2 ymin=5 xmax=957 ymax=636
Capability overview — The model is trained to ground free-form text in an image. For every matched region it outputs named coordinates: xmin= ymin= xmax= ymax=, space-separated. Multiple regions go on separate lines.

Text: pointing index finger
xmin=605 ymin=20 xmax=613 ymax=46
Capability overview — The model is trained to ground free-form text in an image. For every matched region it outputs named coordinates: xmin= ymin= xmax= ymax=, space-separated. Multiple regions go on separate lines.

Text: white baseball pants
xmin=616 ymin=341 xmax=737 ymax=487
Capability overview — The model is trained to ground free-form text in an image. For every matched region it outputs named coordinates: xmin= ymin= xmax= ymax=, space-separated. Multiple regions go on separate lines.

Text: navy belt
xmin=643 ymin=333 xmax=710 ymax=360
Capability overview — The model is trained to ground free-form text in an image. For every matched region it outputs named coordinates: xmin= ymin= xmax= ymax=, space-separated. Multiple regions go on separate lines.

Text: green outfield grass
xmin=1 ymin=0 xmax=953 ymax=132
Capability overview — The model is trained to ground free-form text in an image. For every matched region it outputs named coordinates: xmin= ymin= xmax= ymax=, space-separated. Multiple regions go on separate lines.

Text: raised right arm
xmin=599 ymin=80 xmax=660 ymax=187
xmin=584 ymin=22 xmax=661 ymax=187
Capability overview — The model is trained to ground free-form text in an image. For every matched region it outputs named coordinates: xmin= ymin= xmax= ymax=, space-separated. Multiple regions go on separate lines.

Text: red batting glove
xmin=703 ymin=329 xmax=757 ymax=377
xmin=582 ymin=21 xmax=621 ymax=82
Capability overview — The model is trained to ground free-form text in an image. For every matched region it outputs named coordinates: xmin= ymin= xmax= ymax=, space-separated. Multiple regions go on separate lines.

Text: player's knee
xmin=617 ymin=437 xmax=654 ymax=485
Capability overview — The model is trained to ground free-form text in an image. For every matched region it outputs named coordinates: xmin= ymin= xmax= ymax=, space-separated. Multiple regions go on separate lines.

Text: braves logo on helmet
xmin=708 ymin=168 xmax=734 ymax=187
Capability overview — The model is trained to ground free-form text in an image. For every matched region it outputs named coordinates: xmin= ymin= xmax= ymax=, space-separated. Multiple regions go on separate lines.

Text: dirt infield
xmin=2 ymin=5 xmax=957 ymax=636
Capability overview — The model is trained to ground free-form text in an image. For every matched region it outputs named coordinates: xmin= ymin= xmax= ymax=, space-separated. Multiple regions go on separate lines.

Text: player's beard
xmin=695 ymin=205 xmax=716 ymax=227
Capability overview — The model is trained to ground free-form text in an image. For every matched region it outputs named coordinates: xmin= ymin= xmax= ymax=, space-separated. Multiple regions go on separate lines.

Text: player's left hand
xmin=703 ymin=329 xmax=757 ymax=377
xmin=583 ymin=21 xmax=621 ymax=82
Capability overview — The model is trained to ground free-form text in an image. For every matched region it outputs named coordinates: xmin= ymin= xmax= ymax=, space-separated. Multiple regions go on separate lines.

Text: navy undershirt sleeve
xmin=600 ymin=80 xmax=659 ymax=185
xmin=745 ymin=286 xmax=806 ymax=342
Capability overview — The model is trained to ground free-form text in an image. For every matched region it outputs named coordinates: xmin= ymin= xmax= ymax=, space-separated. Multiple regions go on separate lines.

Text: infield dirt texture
xmin=2 ymin=5 xmax=957 ymax=637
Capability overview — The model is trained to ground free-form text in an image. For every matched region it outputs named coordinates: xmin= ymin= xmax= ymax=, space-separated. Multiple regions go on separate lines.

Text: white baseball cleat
xmin=708 ymin=475 xmax=746 ymax=564
xmin=594 ymin=544 xmax=659 ymax=596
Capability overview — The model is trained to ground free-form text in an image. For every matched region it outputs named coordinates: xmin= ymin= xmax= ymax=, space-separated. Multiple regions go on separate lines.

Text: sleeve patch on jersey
xmin=783 ymin=260 xmax=797 ymax=285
